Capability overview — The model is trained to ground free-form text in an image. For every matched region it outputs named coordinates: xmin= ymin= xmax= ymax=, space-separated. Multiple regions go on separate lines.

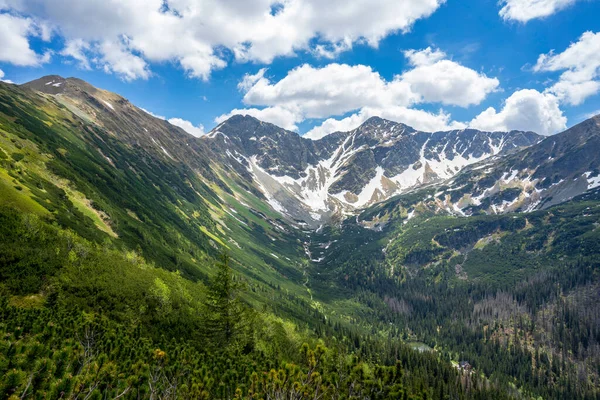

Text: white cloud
xmin=239 ymin=50 xmax=498 ymax=120
xmin=225 ymin=48 xmax=498 ymax=138
xmin=215 ymin=106 xmax=301 ymax=131
xmin=305 ymin=107 xmax=466 ymax=140
xmin=0 ymin=13 xmax=50 ymax=66
xmin=140 ymin=107 xmax=166 ymax=120
xmin=400 ymin=48 xmax=499 ymax=107
xmin=582 ymin=109 xmax=600 ymax=120
xmin=168 ymin=117 xmax=205 ymax=137
xmin=140 ymin=107 xmax=205 ymax=137
xmin=238 ymin=68 xmax=267 ymax=92
xmin=546 ymin=79 xmax=600 ymax=106
xmin=303 ymin=113 xmax=368 ymax=139
xmin=404 ymin=47 xmax=446 ymax=66
xmin=313 ymin=38 xmax=353 ymax=59
xmin=0 ymin=69 xmax=14 ymax=83
xmin=1 ymin=0 xmax=445 ymax=80
xmin=60 ymin=39 xmax=91 ymax=69
xmin=98 ymin=40 xmax=151 ymax=81
xmin=469 ymin=89 xmax=566 ymax=135
xmin=534 ymin=31 xmax=600 ymax=105
xmin=241 ymin=63 xmax=418 ymax=119
xmin=499 ymin=0 xmax=578 ymax=22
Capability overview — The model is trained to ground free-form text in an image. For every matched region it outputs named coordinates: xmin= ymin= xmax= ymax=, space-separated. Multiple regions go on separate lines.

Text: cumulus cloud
xmin=0 ymin=13 xmax=51 ymax=66
xmin=582 ymin=109 xmax=600 ymax=120
xmin=240 ymin=63 xmax=417 ymax=119
xmin=400 ymin=48 xmax=499 ymax=107
xmin=60 ymin=39 xmax=91 ymax=69
xmin=223 ymin=47 xmax=498 ymax=138
xmin=238 ymin=68 xmax=268 ymax=92
xmin=469 ymin=89 xmax=566 ymax=135
xmin=313 ymin=38 xmax=353 ymax=59
xmin=404 ymin=47 xmax=446 ymax=66
xmin=0 ymin=0 xmax=445 ymax=80
xmin=140 ymin=107 xmax=204 ymax=137
xmin=168 ymin=118 xmax=205 ymax=137
xmin=140 ymin=107 xmax=166 ymax=120
xmin=98 ymin=40 xmax=151 ymax=81
xmin=534 ymin=31 xmax=600 ymax=106
xmin=499 ymin=0 xmax=579 ymax=22
xmin=240 ymin=51 xmax=498 ymax=117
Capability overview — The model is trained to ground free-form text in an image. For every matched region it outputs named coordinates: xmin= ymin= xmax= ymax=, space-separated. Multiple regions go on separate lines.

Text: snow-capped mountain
xmin=358 ymin=114 xmax=600 ymax=231
xmin=203 ymin=115 xmax=541 ymax=226
xmin=423 ymin=113 xmax=600 ymax=216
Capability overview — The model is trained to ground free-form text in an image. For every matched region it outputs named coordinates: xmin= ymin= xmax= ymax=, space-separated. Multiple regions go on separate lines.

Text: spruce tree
xmin=204 ymin=254 xmax=246 ymax=348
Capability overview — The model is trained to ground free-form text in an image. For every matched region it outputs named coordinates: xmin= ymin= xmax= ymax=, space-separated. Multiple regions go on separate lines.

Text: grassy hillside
xmin=308 ymin=188 xmax=600 ymax=398
xmin=0 ymin=81 xmax=311 ymax=296
xmin=1 ymin=79 xmax=599 ymax=399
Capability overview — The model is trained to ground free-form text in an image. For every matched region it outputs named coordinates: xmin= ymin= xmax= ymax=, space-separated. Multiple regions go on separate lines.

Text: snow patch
xmin=404 ymin=209 xmax=416 ymax=224
xmin=585 ymin=172 xmax=600 ymax=190
xmin=102 ymin=100 xmax=115 ymax=111
xmin=160 ymin=146 xmax=173 ymax=159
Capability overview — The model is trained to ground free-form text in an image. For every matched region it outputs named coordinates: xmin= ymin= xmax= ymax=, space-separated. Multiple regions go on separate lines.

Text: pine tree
xmin=204 ymin=254 xmax=246 ymax=348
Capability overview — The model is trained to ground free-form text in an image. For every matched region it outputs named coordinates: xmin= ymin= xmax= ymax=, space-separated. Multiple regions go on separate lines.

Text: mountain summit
xmin=16 ymin=76 xmax=596 ymax=229
xmin=204 ymin=114 xmax=541 ymax=225
xmin=1 ymin=76 xmax=600 ymax=399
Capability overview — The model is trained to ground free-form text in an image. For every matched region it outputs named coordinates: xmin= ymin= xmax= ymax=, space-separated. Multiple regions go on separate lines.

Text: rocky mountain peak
xmin=354 ymin=117 xmax=414 ymax=141
xmin=209 ymin=114 xmax=291 ymax=142
xmin=22 ymin=75 xmax=102 ymax=97
xmin=361 ymin=116 xmax=387 ymax=127
xmin=202 ymin=112 xmax=543 ymax=226
xmin=22 ymin=75 xmax=69 ymax=95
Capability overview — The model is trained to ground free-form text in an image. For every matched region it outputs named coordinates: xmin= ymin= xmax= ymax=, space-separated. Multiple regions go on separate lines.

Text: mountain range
xmin=203 ymin=114 xmax=542 ymax=226
xmin=1 ymin=75 xmax=599 ymax=398
xmin=23 ymin=75 xmax=600 ymax=231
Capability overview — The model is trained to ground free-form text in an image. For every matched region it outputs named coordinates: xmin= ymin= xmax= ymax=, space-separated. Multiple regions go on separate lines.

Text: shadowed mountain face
xmin=22 ymin=76 xmax=217 ymax=174
xmin=16 ymin=75 xmax=599 ymax=231
xmin=2 ymin=76 xmax=600 ymax=399
xmin=1 ymin=76 xmax=312 ymax=291
xmin=356 ymin=114 xmax=600 ymax=227
xmin=202 ymin=114 xmax=541 ymax=225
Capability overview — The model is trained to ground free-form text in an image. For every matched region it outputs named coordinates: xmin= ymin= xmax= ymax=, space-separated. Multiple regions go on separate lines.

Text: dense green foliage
xmin=1 ymin=80 xmax=599 ymax=399
xmin=0 ymin=206 xmax=514 ymax=399
xmin=309 ymin=190 xmax=600 ymax=399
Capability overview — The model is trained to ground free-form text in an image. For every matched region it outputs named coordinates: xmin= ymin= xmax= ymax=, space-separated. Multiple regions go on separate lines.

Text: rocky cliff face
xmin=203 ymin=115 xmax=541 ymax=226
xmin=24 ymin=75 xmax=597 ymax=230
xmin=356 ymin=115 xmax=600 ymax=233
xmin=423 ymin=114 xmax=600 ymax=216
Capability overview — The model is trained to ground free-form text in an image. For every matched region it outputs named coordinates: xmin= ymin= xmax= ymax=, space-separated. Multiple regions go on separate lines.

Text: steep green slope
xmin=0 ymin=80 xmax=514 ymax=399
xmin=1 ymin=77 xmax=600 ymax=399
xmin=0 ymin=80 xmax=310 ymax=296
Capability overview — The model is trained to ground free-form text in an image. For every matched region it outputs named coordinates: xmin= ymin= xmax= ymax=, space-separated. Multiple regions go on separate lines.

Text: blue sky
xmin=1 ymin=0 xmax=599 ymax=138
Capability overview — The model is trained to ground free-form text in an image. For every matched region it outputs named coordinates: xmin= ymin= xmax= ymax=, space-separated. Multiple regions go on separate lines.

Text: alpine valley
xmin=1 ymin=76 xmax=599 ymax=399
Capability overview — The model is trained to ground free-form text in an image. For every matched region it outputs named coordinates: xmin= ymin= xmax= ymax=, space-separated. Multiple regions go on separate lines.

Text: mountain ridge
xmin=17 ymin=75 xmax=598 ymax=230
xmin=203 ymin=112 xmax=542 ymax=226
xmin=2 ymin=75 xmax=600 ymax=399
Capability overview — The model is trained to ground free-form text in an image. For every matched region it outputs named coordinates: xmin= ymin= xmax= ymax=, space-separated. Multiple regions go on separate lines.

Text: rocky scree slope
xmin=202 ymin=115 xmax=540 ymax=227
xmin=357 ymin=114 xmax=600 ymax=230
